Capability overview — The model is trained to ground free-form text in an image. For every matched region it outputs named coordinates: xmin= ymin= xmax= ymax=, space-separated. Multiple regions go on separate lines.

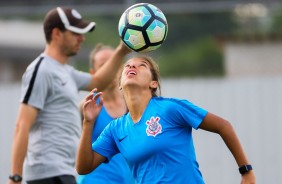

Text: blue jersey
xmin=93 ymin=97 xmax=208 ymax=184
xmin=77 ymin=106 xmax=134 ymax=184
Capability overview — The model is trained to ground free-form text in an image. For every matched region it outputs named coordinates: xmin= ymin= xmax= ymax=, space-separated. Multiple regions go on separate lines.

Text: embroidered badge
xmin=146 ymin=116 xmax=162 ymax=137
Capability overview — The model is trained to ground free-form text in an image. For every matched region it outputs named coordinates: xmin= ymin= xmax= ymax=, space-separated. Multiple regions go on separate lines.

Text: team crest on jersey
xmin=146 ymin=116 xmax=162 ymax=137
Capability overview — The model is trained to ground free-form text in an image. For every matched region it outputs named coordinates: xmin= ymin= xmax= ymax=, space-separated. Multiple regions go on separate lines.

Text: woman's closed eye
xmin=124 ymin=64 xmax=131 ymax=69
xmin=139 ymin=63 xmax=147 ymax=67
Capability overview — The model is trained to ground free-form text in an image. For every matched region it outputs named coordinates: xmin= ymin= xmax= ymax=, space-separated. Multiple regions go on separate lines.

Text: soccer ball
xmin=118 ymin=3 xmax=168 ymax=52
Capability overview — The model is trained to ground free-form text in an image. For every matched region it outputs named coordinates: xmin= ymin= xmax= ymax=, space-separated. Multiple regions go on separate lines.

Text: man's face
xmin=60 ymin=30 xmax=85 ymax=56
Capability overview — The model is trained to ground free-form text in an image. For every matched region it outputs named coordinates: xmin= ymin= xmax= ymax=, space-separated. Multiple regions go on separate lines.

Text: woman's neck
xmin=102 ymin=86 xmax=120 ymax=102
xmin=123 ymin=87 xmax=152 ymax=123
xmin=102 ymin=87 xmax=127 ymax=119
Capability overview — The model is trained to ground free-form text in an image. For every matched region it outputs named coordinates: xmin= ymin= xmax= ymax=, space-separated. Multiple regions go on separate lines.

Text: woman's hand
xmin=118 ymin=40 xmax=132 ymax=55
xmin=241 ymin=171 xmax=256 ymax=184
xmin=82 ymin=88 xmax=103 ymax=123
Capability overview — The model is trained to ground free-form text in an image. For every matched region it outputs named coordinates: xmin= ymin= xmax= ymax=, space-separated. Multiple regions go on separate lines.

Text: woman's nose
xmin=129 ymin=64 xmax=136 ymax=68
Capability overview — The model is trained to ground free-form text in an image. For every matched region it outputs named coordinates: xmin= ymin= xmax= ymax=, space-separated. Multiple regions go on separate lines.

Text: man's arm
xmin=9 ymin=104 xmax=38 ymax=184
xmin=84 ymin=41 xmax=131 ymax=92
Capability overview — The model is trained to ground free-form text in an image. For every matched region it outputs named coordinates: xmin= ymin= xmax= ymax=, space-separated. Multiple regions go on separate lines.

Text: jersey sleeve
xmin=92 ymin=121 xmax=119 ymax=162
xmin=68 ymin=66 xmax=91 ymax=90
xmin=20 ymin=62 xmax=51 ymax=110
xmin=172 ymin=99 xmax=208 ymax=130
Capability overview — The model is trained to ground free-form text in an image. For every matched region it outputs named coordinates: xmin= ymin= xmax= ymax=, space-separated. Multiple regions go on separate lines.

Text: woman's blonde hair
xmin=89 ymin=43 xmax=114 ymax=70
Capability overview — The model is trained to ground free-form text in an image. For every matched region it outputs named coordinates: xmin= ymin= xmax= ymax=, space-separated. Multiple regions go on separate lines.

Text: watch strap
xmin=9 ymin=174 xmax=22 ymax=182
xmin=239 ymin=164 xmax=253 ymax=175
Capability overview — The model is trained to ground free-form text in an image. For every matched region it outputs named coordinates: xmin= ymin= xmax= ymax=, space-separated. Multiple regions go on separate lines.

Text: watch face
xmin=14 ymin=175 xmax=21 ymax=181
xmin=9 ymin=175 xmax=22 ymax=182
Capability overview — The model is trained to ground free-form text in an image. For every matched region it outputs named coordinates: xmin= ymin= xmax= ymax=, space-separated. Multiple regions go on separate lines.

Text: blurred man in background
xmin=8 ymin=6 xmax=130 ymax=184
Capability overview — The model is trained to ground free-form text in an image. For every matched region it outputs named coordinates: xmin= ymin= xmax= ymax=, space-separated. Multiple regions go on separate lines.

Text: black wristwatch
xmin=239 ymin=164 xmax=253 ymax=175
xmin=9 ymin=174 xmax=22 ymax=182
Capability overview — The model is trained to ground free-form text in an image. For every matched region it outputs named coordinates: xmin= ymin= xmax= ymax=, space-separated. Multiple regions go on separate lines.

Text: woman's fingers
xmin=92 ymin=91 xmax=103 ymax=100
xmin=83 ymin=89 xmax=103 ymax=109
xmin=85 ymin=88 xmax=97 ymax=101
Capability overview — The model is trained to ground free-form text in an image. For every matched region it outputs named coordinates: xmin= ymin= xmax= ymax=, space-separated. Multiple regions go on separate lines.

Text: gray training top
xmin=20 ymin=53 xmax=91 ymax=181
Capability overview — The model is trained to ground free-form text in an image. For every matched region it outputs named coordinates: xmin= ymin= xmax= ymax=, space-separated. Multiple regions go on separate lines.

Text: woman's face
xmin=120 ymin=57 xmax=157 ymax=91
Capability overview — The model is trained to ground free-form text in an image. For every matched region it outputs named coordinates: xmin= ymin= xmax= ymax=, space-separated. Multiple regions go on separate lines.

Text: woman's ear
xmin=89 ymin=68 xmax=95 ymax=75
xmin=150 ymin=81 xmax=158 ymax=89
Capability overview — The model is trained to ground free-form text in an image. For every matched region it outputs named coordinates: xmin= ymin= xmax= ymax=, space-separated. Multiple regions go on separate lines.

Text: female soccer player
xmin=76 ymin=56 xmax=256 ymax=184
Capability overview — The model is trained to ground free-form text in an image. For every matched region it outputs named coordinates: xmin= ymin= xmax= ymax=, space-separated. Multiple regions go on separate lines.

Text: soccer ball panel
xmin=128 ymin=6 xmax=151 ymax=27
xmin=146 ymin=20 xmax=167 ymax=43
xmin=148 ymin=4 xmax=167 ymax=22
xmin=118 ymin=12 xmax=126 ymax=36
xmin=124 ymin=29 xmax=146 ymax=50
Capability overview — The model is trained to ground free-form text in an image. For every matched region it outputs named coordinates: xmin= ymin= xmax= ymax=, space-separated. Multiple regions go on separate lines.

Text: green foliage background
xmin=81 ymin=12 xmax=236 ymax=78
xmin=79 ymin=6 xmax=282 ymax=78
xmin=7 ymin=5 xmax=282 ymax=78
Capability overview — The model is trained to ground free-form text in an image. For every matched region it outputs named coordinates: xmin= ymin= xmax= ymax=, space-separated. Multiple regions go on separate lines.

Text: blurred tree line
xmin=2 ymin=2 xmax=282 ymax=79
xmin=81 ymin=11 xmax=236 ymax=78
xmin=21 ymin=4 xmax=282 ymax=78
